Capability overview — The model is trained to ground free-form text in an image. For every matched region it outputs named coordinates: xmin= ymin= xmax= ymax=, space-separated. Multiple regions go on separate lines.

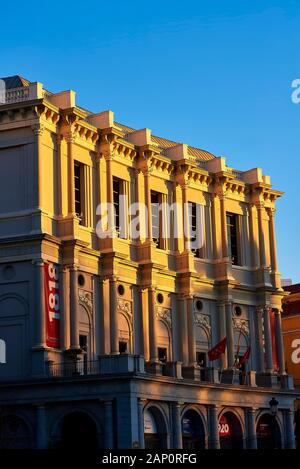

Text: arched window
xmin=59 ymin=411 xmax=99 ymax=451
xmin=182 ymin=410 xmax=205 ymax=449
xmin=144 ymin=407 xmax=167 ymax=449
xmin=0 ymin=415 xmax=31 ymax=449
xmin=157 ymin=320 xmax=170 ymax=363
xmin=118 ymin=313 xmax=131 ymax=353
xmin=256 ymin=414 xmax=282 ymax=449
xmin=219 ymin=412 xmax=243 ymax=449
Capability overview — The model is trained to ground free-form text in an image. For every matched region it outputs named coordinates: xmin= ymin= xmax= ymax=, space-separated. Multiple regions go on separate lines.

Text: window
xmin=196 ymin=352 xmax=207 ymax=368
xmin=158 ymin=347 xmax=167 ymax=363
xmin=113 ymin=177 xmax=120 ymax=234
xmin=226 ymin=213 xmax=239 ymax=265
xmin=79 ymin=334 xmax=87 ymax=352
xmin=151 ymin=191 xmax=162 ymax=248
xmin=196 ymin=352 xmax=207 ymax=381
xmin=188 ymin=202 xmax=204 ymax=258
xmin=74 ymin=163 xmax=83 ymax=223
xmin=112 ymin=177 xmax=127 ymax=238
xmin=119 ymin=341 xmax=128 ymax=354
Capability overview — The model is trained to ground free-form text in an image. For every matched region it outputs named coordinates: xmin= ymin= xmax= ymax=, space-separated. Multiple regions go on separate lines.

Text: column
xmin=104 ymin=400 xmax=114 ymax=449
xmin=34 ymin=259 xmax=46 ymax=348
xmin=143 ymin=167 xmax=152 ymax=242
xmin=140 ymin=288 xmax=150 ymax=361
xmin=106 ymin=155 xmax=115 ymax=234
xmin=172 ymin=402 xmax=183 ymax=449
xmin=187 ymin=296 xmax=196 ymax=365
xmin=181 ymin=183 xmax=190 ymax=251
xmin=246 ymin=408 xmax=257 ymax=449
xmin=148 ymin=287 xmax=158 ymax=361
xmin=257 ymin=203 xmax=266 ymax=268
xmin=285 ymin=409 xmax=296 ymax=449
xmin=219 ymin=193 xmax=228 ymax=259
xmin=179 ymin=297 xmax=189 ymax=366
xmin=254 ymin=307 xmax=265 ymax=372
xmin=217 ymin=301 xmax=227 ymax=369
xmin=69 ymin=265 xmax=80 ymax=350
xmin=248 ymin=204 xmax=259 ymax=268
xmin=268 ymin=208 xmax=278 ymax=273
xmin=35 ymin=404 xmax=48 ymax=449
xmin=94 ymin=275 xmax=102 ymax=356
xmin=225 ymin=301 xmax=234 ymax=368
xmin=208 ymin=405 xmax=220 ymax=449
xmin=138 ymin=399 xmax=146 ymax=449
xmin=263 ymin=306 xmax=273 ymax=373
xmin=173 ymin=181 xmax=184 ymax=253
xmin=274 ymin=309 xmax=286 ymax=374
xmin=110 ymin=277 xmax=119 ymax=354
xmin=60 ymin=266 xmax=70 ymax=350
xmin=56 ymin=134 xmax=63 ymax=217
xmin=33 ymin=124 xmax=44 ymax=210
xmin=66 ymin=132 xmax=75 ymax=216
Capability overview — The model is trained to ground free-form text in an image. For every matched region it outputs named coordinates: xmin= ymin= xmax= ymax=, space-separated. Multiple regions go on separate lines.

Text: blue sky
xmin=1 ymin=0 xmax=300 ymax=281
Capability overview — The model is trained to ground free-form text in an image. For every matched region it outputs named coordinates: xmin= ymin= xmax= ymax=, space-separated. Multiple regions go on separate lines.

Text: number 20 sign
xmin=44 ymin=263 xmax=60 ymax=348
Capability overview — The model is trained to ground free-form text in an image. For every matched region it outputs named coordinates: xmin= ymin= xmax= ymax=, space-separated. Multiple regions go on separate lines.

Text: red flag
xmin=238 ymin=346 xmax=251 ymax=367
xmin=208 ymin=337 xmax=227 ymax=361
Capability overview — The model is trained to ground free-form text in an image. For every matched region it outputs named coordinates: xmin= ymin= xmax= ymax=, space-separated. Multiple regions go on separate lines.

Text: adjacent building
xmin=282 ymin=284 xmax=300 ymax=447
xmin=0 ymin=75 xmax=297 ymax=449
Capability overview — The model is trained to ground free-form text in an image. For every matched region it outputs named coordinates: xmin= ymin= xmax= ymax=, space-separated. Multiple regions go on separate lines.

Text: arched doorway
xmin=257 ymin=414 xmax=282 ymax=449
xmin=144 ymin=407 xmax=167 ymax=449
xmin=182 ymin=410 xmax=205 ymax=449
xmin=59 ymin=411 xmax=98 ymax=451
xmin=0 ymin=415 xmax=31 ymax=448
xmin=219 ymin=412 xmax=243 ymax=449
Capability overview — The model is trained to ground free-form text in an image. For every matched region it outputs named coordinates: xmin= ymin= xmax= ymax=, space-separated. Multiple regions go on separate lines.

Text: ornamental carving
xmin=78 ymin=289 xmax=93 ymax=312
xmin=117 ymin=298 xmax=132 ymax=317
xmin=232 ymin=317 xmax=249 ymax=335
xmin=193 ymin=313 xmax=211 ymax=334
xmin=156 ymin=307 xmax=172 ymax=328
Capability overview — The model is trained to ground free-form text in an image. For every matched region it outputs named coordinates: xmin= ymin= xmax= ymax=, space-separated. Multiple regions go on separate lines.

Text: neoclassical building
xmin=0 ymin=75 xmax=297 ymax=450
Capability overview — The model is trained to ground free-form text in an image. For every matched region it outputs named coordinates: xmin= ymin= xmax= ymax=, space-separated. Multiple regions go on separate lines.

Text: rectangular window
xmin=226 ymin=212 xmax=239 ymax=265
xmin=74 ymin=163 xmax=84 ymax=224
xmin=113 ymin=177 xmax=128 ymax=239
xmin=119 ymin=341 xmax=128 ymax=354
xmin=188 ymin=202 xmax=204 ymax=258
xmin=113 ymin=177 xmax=120 ymax=233
xmin=158 ymin=347 xmax=167 ymax=363
xmin=151 ymin=191 xmax=162 ymax=248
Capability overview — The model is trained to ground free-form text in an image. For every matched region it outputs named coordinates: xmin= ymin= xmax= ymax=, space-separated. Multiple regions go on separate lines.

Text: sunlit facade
xmin=0 ymin=75 xmax=297 ymax=449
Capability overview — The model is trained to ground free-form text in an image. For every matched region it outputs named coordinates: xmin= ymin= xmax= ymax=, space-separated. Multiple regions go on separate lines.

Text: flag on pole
xmin=208 ymin=337 xmax=227 ymax=361
xmin=237 ymin=346 xmax=251 ymax=367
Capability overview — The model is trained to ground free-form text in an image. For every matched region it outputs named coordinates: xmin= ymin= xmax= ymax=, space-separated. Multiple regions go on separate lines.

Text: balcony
xmin=47 ymin=355 xmax=293 ymax=389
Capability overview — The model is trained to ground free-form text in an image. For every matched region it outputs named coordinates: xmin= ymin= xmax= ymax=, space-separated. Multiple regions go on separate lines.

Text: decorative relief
xmin=117 ymin=298 xmax=132 ymax=317
xmin=78 ymin=289 xmax=93 ymax=312
xmin=232 ymin=317 xmax=249 ymax=335
xmin=156 ymin=307 xmax=172 ymax=328
xmin=193 ymin=313 xmax=211 ymax=334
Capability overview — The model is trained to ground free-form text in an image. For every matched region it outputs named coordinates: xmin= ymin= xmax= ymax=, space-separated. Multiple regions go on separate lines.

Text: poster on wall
xmin=44 ymin=262 xmax=60 ymax=348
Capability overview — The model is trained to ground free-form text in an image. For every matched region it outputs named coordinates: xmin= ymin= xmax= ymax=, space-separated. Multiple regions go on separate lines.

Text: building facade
xmin=0 ymin=75 xmax=297 ymax=450
xmin=282 ymin=284 xmax=300 ymax=447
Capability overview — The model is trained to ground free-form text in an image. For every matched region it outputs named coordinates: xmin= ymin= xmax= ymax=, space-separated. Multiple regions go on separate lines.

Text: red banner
xmin=270 ymin=308 xmax=279 ymax=372
xmin=218 ymin=415 xmax=231 ymax=436
xmin=44 ymin=263 xmax=60 ymax=348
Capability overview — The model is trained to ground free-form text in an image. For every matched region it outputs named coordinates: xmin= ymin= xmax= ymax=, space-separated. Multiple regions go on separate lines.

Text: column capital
xmin=32 ymin=123 xmax=44 ymax=136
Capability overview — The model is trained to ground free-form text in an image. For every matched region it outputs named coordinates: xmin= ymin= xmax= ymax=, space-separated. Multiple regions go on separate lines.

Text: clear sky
xmin=1 ymin=0 xmax=300 ymax=282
